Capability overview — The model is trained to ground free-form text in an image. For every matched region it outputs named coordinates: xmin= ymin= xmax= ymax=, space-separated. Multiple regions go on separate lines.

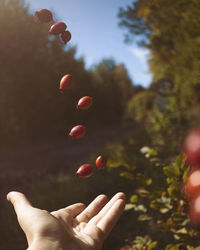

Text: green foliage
xmin=126 ymin=87 xmax=188 ymax=157
xmin=117 ymin=0 xmax=200 ymax=249
xmin=119 ymin=0 xmax=200 ymax=135
xmin=106 ymin=125 xmax=200 ymax=249
xmin=132 ymin=235 xmax=158 ymax=250
xmin=125 ymin=90 xmax=156 ymax=122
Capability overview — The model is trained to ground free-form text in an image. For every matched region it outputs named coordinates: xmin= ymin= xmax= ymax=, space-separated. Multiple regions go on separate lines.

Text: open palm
xmin=7 ymin=191 xmax=125 ymax=250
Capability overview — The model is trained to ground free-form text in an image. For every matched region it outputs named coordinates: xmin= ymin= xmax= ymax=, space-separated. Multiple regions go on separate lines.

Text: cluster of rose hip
xmin=35 ymin=9 xmax=107 ymax=178
xmin=35 ymin=9 xmax=71 ymax=44
xmin=183 ymin=128 xmax=200 ymax=225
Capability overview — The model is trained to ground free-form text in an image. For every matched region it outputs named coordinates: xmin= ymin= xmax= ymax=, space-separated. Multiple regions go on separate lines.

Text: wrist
xmin=27 ymin=237 xmax=67 ymax=250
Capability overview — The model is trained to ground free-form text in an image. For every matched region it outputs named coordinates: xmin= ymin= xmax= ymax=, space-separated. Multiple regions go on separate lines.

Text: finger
xmin=51 ymin=203 xmax=86 ymax=225
xmin=51 ymin=203 xmax=86 ymax=218
xmin=88 ymin=192 xmax=126 ymax=225
xmin=7 ymin=191 xmax=32 ymax=218
xmin=97 ymin=199 xmax=125 ymax=239
xmin=76 ymin=194 xmax=108 ymax=223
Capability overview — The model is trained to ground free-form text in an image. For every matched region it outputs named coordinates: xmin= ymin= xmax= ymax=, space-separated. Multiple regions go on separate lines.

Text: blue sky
xmin=27 ymin=0 xmax=152 ymax=87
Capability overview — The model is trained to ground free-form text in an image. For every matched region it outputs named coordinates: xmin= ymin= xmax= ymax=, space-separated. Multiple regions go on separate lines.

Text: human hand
xmin=7 ymin=191 xmax=126 ymax=250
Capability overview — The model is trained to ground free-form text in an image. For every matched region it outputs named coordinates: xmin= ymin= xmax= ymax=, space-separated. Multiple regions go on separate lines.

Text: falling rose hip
xmin=96 ymin=155 xmax=107 ymax=170
xmin=183 ymin=128 xmax=200 ymax=166
xmin=183 ymin=170 xmax=200 ymax=200
xmin=77 ymin=96 xmax=93 ymax=110
xmin=76 ymin=164 xmax=93 ymax=178
xmin=69 ymin=125 xmax=85 ymax=139
xmin=60 ymin=74 xmax=73 ymax=90
xmin=61 ymin=30 xmax=71 ymax=44
xmin=35 ymin=9 xmax=53 ymax=23
xmin=49 ymin=22 xmax=67 ymax=35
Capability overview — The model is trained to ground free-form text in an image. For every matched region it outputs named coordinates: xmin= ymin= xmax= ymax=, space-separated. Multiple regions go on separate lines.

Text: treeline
xmin=119 ymin=0 xmax=200 ymax=153
xmin=0 ymin=0 xmax=138 ymax=146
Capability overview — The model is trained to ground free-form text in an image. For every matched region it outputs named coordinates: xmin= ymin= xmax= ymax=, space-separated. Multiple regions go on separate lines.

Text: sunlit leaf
xmin=165 ymin=243 xmax=184 ymax=250
xmin=140 ymin=146 xmax=151 ymax=154
xmin=134 ymin=204 xmax=147 ymax=213
xmin=176 ymin=227 xmax=187 ymax=234
xmin=182 ymin=218 xmax=190 ymax=226
xmin=173 ymin=234 xmax=181 ymax=240
xmin=160 ymin=208 xmax=170 ymax=214
xmin=140 ymin=146 xmax=157 ymax=158
xmin=148 ymin=241 xmax=158 ymax=250
xmin=130 ymin=194 xmax=138 ymax=203
xmin=163 ymin=164 xmax=180 ymax=178
xmin=125 ymin=203 xmax=135 ymax=211
xmin=175 ymin=154 xmax=186 ymax=170
xmin=133 ymin=235 xmax=153 ymax=249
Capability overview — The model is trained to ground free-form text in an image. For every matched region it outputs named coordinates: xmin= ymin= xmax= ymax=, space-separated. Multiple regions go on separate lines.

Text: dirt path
xmin=0 ymin=122 xmax=137 ymax=195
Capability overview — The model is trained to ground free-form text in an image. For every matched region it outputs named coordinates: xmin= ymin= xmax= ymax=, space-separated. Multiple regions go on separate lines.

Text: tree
xmin=118 ymin=0 xmax=200 ymax=102
xmin=91 ymin=59 xmax=134 ymax=124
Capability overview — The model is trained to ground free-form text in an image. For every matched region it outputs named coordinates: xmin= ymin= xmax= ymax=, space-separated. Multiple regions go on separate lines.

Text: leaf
xmin=148 ymin=241 xmax=158 ymax=250
xmin=140 ymin=146 xmax=151 ymax=154
xmin=136 ymin=188 xmax=150 ymax=197
xmin=175 ymin=154 xmax=186 ymax=170
xmin=165 ymin=243 xmax=184 ymax=250
xmin=160 ymin=208 xmax=170 ymax=214
xmin=147 ymin=178 xmax=152 ymax=185
xmin=138 ymin=214 xmax=152 ymax=221
xmin=186 ymin=245 xmax=196 ymax=250
xmin=176 ymin=227 xmax=187 ymax=234
xmin=173 ymin=234 xmax=181 ymax=240
xmin=125 ymin=203 xmax=135 ymax=211
xmin=134 ymin=204 xmax=147 ymax=213
xmin=133 ymin=235 xmax=152 ymax=249
xmin=167 ymin=182 xmax=180 ymax=200
xmin=130 ymin=194 xmax=138 ymax=203
xmin=182 ymin=218 xmax=190 ymax=226
xmin=183 ymin=166 xmax=190 ymax=182
xmin=120 ymin=171 xmax=134 ymax=180
xmin=163 ymin=164 xmax=180 ymax=178
xmin=140 ymin=146 xmax=158 ymax=158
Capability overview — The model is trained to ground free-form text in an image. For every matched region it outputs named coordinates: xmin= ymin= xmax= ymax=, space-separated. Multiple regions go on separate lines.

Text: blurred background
xmin=1 ymin=0 xmax=200 ymax=249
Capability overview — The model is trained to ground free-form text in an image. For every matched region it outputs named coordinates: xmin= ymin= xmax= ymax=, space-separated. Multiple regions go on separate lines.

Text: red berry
xmin=183 ymin=128 xmax=200 ymax=166
xmin=184 ymin=170 xmax=200 ymax=200
xmin=189 ymin=195 xmax=200 ymax=225
xmin=96 ymin=156 xmax=107 ymax=170
xmin=76 ymin=164 xmax=93 ymax=178
xmin=60 ymin=74 xmax=73 ymax=90
xmin=49 ymin=22 xmax=67 ymax=35
xmin=60 ymin=30 xmax=71 ymax=44
xmin=35 ymin=9 xmax=53 ymax=23
xmin=77 ymin=96 xmax=93 ymax=110
xmin=69 ymin=125 xmax=85 ymax=139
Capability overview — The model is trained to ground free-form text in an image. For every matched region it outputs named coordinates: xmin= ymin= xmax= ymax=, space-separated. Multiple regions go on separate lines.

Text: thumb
xmin=7 ymin=191 xmax=32 ymax=219
xmin=7 ymin=191 xmax=35 ymax=245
